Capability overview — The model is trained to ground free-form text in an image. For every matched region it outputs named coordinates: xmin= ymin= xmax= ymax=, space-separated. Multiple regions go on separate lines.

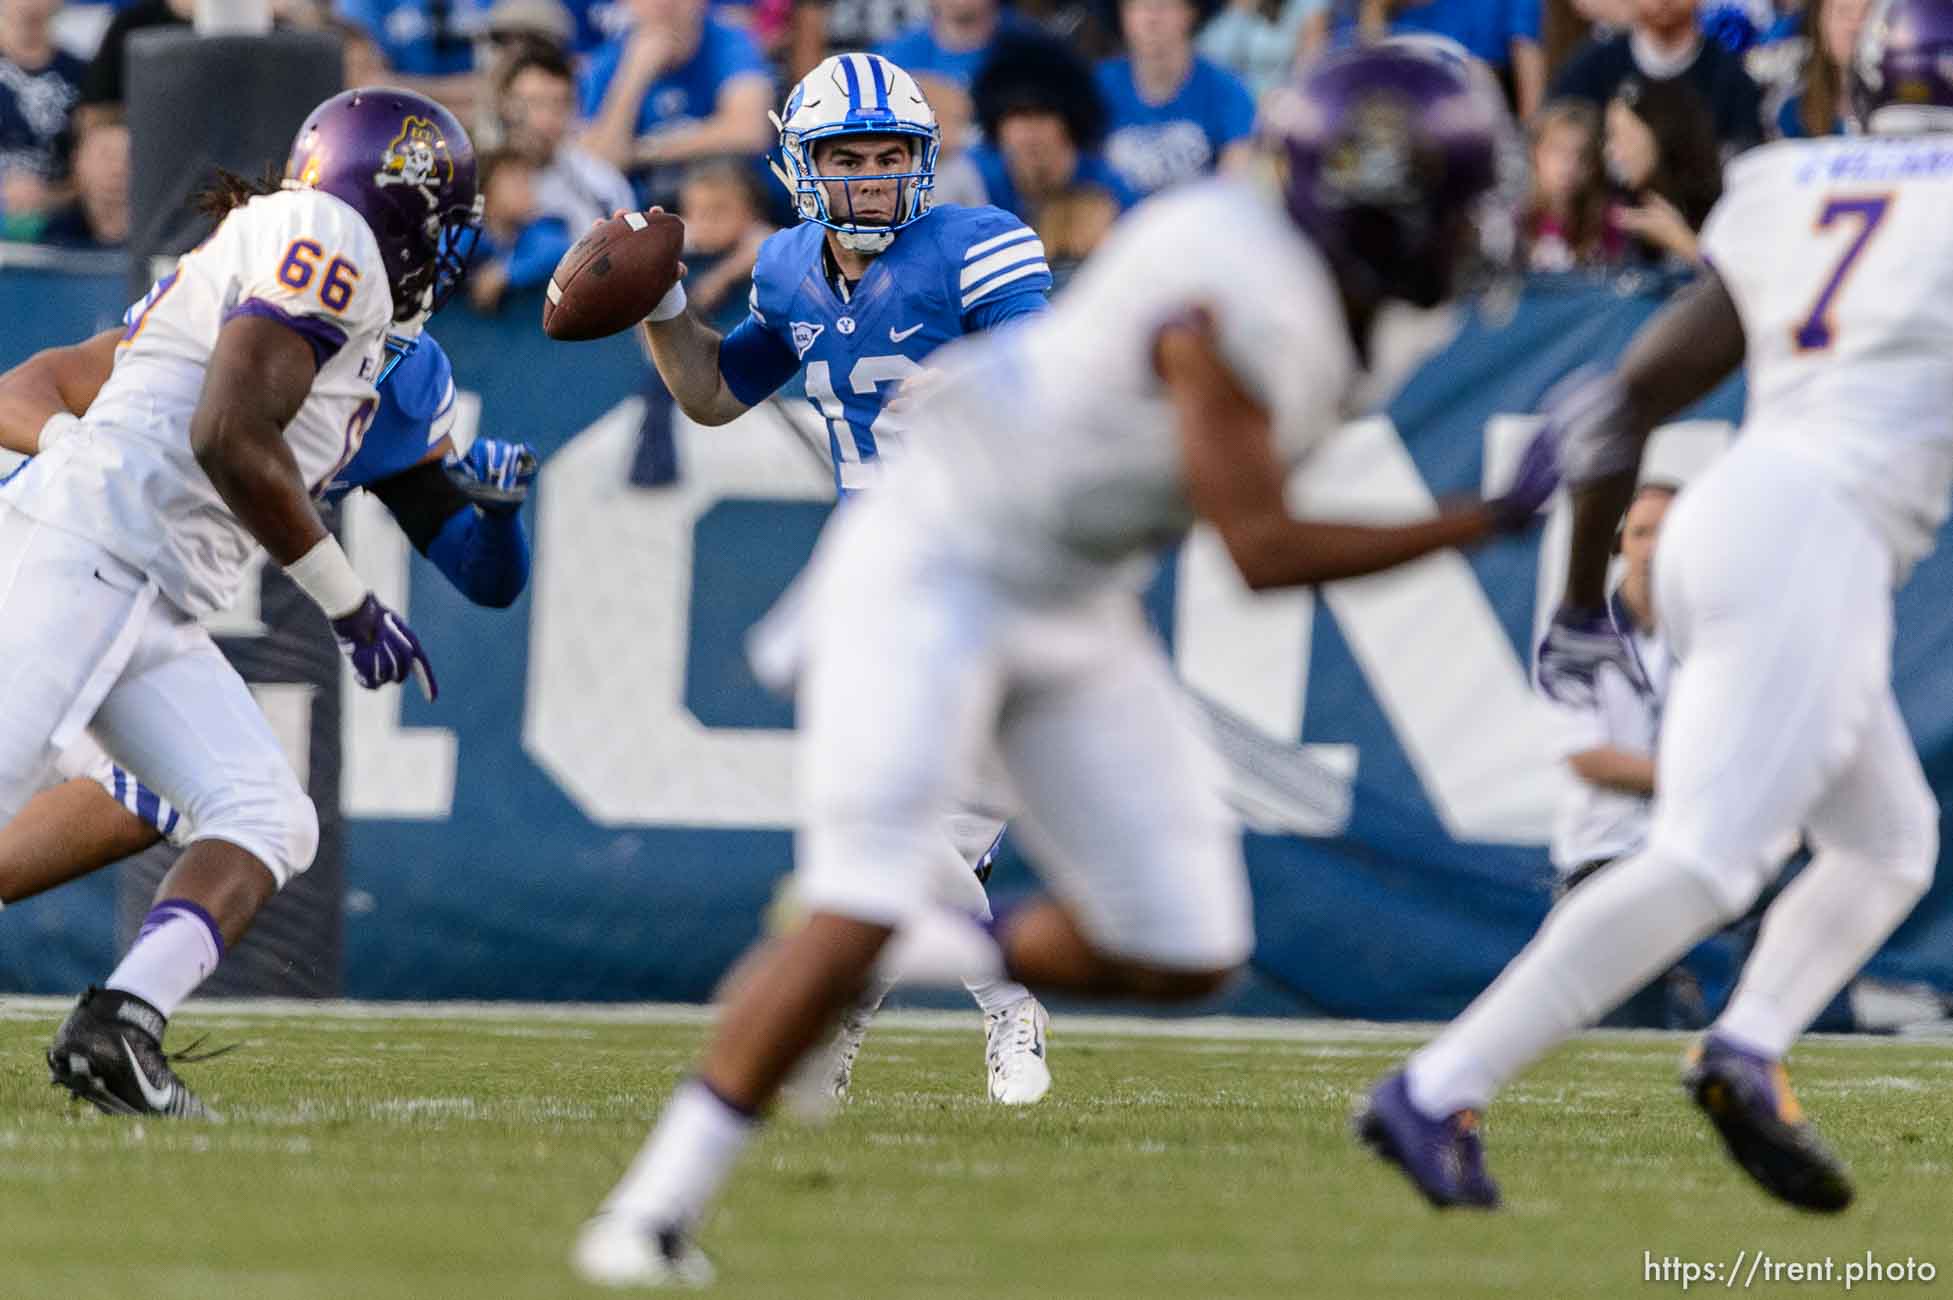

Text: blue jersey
xmin=325 ymin=334 xmax=459 ymax=501
xmin=716 ymin=204 xmax=1052 ymax=493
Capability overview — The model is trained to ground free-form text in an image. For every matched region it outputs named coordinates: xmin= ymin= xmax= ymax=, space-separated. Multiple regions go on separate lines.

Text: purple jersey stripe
xmin=224 ymin=298 xmax=349 ymax=369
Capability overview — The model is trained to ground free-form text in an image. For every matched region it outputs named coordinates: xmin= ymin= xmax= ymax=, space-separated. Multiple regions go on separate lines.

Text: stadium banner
xmin=5 ymin=269 xmax=1953 ymax=1018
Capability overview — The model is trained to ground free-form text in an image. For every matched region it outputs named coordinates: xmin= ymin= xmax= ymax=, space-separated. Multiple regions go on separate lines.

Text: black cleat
xmin=1684 ymin=1035 xmax=1850 ymax=1212
xmin=47 ymin=987 xmax=221 ymax=1121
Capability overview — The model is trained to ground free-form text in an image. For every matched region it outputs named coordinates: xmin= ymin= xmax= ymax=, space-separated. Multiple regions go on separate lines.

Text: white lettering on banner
xmin=523 ymin=399 xmax=833 ymax=826
xmin=512 ymin=393 xmax=1730 ymax=843
xmin=249 ymin=682 xmax=316 ymax=788
xmin=1286 ymin=416 xmax=1571 ymax=843
xmin=339 ymin=487 xmax=458 ymax=818
xmin=201 ymin=549 xmax=269 ymax=638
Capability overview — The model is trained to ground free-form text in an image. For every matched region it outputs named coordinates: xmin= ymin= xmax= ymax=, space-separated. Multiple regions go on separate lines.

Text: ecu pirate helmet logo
xmin=1321 ymin=93 xmax=1424 ymax=208
xmin=375 ymin=116 xmax=454 ymax=207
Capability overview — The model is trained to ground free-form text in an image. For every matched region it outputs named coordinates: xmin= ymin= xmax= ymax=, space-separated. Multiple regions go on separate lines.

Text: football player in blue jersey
xmin=0 ymin=325 xmax=535 ymax=913
xmin=629 ymin=51 xmax=1056 ymax=1107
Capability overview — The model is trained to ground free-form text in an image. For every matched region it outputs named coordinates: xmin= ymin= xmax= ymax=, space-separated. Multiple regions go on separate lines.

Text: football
xmin=541 ymin=209 xmax=685 ymax=342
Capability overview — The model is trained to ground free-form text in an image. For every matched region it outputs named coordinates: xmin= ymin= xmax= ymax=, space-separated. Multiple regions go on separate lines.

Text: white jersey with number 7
xmin=4 ymin=187 xmax=394 ymax=619
xmin=1699 ymin=136 xmax=1953 ymax=576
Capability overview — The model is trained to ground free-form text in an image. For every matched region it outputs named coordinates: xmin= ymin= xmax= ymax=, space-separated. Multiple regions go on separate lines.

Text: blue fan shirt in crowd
xmin=336 ymin=0 xmax=492 ymax=75
xmin=1095 ymin=55 xmax=1257 ymax=196
xmin=0 ymin=48 xmax=86 ymax=185
xmin=1378 ymin=0 xmax=1539 ymax=67
xmin=578 ymin=17 xmax=769 ymax=136
xmin=874 ymin=10 xmax=1035 ymax=88
xmin=324 ymin=334 xmax=460 ymax=500
xmin=716 ymin=204 xmax=1052 ymax=494
xmin=963 ymin=143 xmax=1140 ymax=222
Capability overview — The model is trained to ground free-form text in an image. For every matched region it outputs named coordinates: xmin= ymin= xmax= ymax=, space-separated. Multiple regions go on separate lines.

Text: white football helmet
xmin=771 ymin=52 xmax=940 ymax=254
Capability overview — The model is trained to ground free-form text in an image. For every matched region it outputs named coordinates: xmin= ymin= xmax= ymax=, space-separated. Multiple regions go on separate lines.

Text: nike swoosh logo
xmin=120 ymin=1036 xmax=175 ymax=1112
xmin=889 ymin=323 xmax=925 ymax=343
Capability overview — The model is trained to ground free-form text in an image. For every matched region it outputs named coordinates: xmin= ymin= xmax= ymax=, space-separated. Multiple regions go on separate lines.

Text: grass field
xmin=4 ymin=1001 xmax=1952 ymax=1299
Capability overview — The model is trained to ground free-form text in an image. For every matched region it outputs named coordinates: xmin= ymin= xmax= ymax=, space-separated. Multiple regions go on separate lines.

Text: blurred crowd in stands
xmin=0 ymin=0 xmax=1875 ymax=289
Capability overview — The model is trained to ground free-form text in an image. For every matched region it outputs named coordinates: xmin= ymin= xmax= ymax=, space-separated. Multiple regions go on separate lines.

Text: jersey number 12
xmin=805 ymin=355 xmax=922 ymax=489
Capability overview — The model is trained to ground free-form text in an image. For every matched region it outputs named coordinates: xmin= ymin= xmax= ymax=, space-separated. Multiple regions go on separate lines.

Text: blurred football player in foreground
xmin=1363 ymin=0 xmax=1953 ymax=1214
xmin=0 ymin=87 xmax=480 ymax=1120
xmin=632 ymin=52 xmax=1059 ymax=1108
xmin=574 ymin=41 xmax=1559 ymax=1286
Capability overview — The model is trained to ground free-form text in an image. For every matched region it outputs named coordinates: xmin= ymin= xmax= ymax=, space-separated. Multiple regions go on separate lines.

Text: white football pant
xmin=789 ymin=496 xmax=1253 ymax=973
xmin=1411 ymin=436 xmax=1936 ymax=1113
xmin=0 ymin=504 xmax=317 ymax=887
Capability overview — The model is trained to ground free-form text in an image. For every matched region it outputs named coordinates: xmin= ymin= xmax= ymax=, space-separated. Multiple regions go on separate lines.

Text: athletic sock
xmin=602 ymin=1078 xmax=758 ymax=1228
xmin=1407 ymin=848 xmax=1730 ymax=1118
xmin=965 ymin=976 xmax=1034 ymax=1017
xmin=105 ymin=900 xmax=224 ymax=1019
xmin=1717 ymin=849 xmax=1929 ymax=1059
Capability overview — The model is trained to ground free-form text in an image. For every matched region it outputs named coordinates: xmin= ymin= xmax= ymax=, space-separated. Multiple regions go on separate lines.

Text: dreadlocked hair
xmin=193 ymin=162 xmax=285 ymax=221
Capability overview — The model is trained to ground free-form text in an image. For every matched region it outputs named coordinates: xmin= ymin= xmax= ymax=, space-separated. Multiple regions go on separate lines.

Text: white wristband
xmin=284 ymin=535 xmax=368 ymax=620
xmin=37 ymin=412 xmax=81 ymax=453
xmin=645 ymin=279 xmax=688 ymax=324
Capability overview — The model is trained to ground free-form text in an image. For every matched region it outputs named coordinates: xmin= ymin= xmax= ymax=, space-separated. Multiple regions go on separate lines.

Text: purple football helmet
xmin=1852 ymin=0 xmax=1953 ymax=131
xmin=285 ymin=87 xmax=483 ymax=323
xmin=1262 ymin=38 xmax=1519 ymax=309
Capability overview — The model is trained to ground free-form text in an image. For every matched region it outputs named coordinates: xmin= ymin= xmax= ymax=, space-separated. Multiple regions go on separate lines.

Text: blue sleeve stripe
xmin=964 ymin=227 xmax=1039 ymax=261
xmin=428 ymin=378 xmax=458 ymax=446
xmin=960 ymin=237 xmax=1047 ymax=290
xmin=134 ymin=784 xmax=160 ymax=828
xmin=111 ymin=765 xmax=127 ymax=807
xmin=961 ymin=260 xmax=1050 ymax=310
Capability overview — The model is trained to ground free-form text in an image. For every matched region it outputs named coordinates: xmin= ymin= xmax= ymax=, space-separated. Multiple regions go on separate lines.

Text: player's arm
xmin=639 ymin=266 xmax=800 ymax=426
xmin=1558 ymin=271 xmax=1745 ymax=610
xmin=638 ymin=311 xmax=757 ymax=426
xmin=190 ymin=316 xmax=334 ymax=564
xmin=0 ymin=327 xmax=120 ymax=455
xmin=1159 ymin=312 xmax=1546 ymax=591
xmin=363 ymin=438 xmax=534 ymax=609
xmin=1567 ymin=746 xmax=1656 ymax=796
xmin=193 ymin=313 xmax=436 ymax=696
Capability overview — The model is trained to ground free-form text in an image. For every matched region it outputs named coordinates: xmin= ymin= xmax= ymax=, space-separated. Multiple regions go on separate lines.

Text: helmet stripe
xmin=865 ymin=54 xmax=887 ymax=109
xmin=840 ymin=53 xmax=863 ymax=110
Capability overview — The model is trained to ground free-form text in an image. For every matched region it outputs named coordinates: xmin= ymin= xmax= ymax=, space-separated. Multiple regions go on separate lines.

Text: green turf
xmin=4 ymin=1005 xmax=1952 ymax=1299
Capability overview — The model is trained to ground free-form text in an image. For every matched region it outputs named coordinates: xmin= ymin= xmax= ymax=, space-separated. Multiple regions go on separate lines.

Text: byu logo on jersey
xmin=836 ymin=316 xmax=856 ymax=336
xmin=376 ymin=116 xmax=453 ymax=204
xmin=791 ymin=321 xmax=825 ymax=358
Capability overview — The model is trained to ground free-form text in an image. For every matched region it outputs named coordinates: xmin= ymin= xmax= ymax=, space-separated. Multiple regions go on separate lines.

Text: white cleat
xmin=780 ymin=997 xmax=879 ymax=1123
xmin=984 ymin=998 xmax=1052 ymax=1106
xmin=571 ymin=1213 xmax=715 ymax=1289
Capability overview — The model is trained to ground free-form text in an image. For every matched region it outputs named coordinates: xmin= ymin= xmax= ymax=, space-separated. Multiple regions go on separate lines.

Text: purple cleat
xmin=1683 ymin=1035 xmax=1852 ymax=1213
xmin=1355 ymin=1071 xmax=1501 ymax=1209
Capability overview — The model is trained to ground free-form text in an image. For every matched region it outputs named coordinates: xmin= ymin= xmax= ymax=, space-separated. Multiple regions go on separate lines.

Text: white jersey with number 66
xmin=1699 ymin=136 xmax=1953 ymax=575
xmin=4 ymin=187 xmax=395 ymax=619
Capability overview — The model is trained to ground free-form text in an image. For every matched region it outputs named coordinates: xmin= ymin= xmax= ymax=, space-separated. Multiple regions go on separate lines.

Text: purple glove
xmin=1488 ymin=419 xmax=1562 ymax=532
xmin=330 ymin=594 xmax=438 ymax=700
xmin=1534 ymin=604 xmax=1639 ymax=705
